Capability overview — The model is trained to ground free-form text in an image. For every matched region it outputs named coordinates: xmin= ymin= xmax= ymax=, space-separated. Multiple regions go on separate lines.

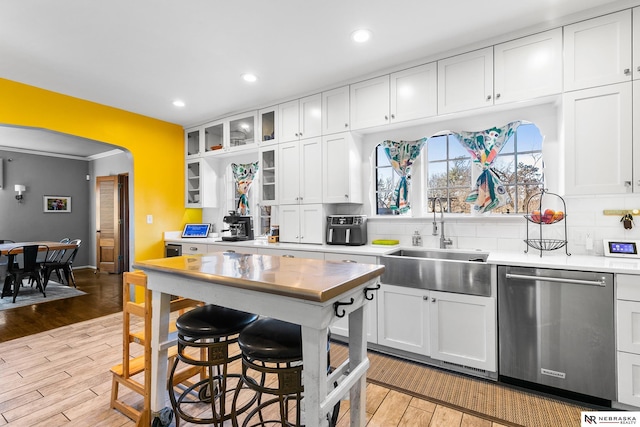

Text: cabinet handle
xmin=624 ymin=68 xmax=631 ymax=75
xmin=391 ymin=114 xmax=395 ymax=119
xmin=344 ymin=123 xmax=349 ymax=128
xmin=190 ymin=247 xmax=198 ymax=251
xmin=295 ymin=133 xmax=299 ymax=137
xmin=486 ymin=95 xmax=492 ymax=101
xmin=496 ymin=93 xmax=501 ymax=99
xmin=423 ymin=296 xmax=429 ymax=300
xmin=283 ymin=254 xmax=295 ymax=258
xmin=637 ymin=66 xmax=640 ymax=72
xmin=625 ymin=181 xmax=632 ymax=187
xmin=384 ymin=115 xmax=388 ymax=120
xmin=432 ymin=297 xmax=436 ymax=302
xmin=299 ymin=132 xmax=303 ymax=137
xmin=344 ymin=194 xmax=349 ymax=199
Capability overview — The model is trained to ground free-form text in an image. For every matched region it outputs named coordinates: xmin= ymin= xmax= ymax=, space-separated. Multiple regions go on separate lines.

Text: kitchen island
xmin=133 ymin=252 xmax=385 ymax=427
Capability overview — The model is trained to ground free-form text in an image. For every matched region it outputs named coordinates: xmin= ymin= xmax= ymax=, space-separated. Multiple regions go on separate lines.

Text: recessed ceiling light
xmin=242 ymin=73 xmax=258 ymax=83
xmin=173 ymin=100 xmax=185 ymax=107
xmin=351 ymin=29 xmax=372 ymax=43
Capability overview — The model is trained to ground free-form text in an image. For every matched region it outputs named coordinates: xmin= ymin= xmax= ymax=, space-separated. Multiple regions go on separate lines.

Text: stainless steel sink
xmin=386 ymin=249 xmax=488 ymax=262
xmin=380 ymin=249 xmax=492 ymax=296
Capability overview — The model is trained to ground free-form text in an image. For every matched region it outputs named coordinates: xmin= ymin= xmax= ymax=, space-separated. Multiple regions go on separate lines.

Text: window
xmin=373 ymin=123 xmax=544 ymax=215
xmin=427 ymin=123 xmax=543 ymax=214
xmin=375 ymin=145 xmax=404 ymax=215
xmin=426 ymin=133 xmax=472 ymax=213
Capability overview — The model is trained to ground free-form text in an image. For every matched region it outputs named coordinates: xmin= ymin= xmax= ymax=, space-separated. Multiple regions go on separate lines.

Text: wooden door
xmin=96 ymin=175 xmax=128 ymax=273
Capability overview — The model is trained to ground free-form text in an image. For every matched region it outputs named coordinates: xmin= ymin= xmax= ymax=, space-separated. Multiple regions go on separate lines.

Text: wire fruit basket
xmin=523 ymin=189 xmax=570 ymax=257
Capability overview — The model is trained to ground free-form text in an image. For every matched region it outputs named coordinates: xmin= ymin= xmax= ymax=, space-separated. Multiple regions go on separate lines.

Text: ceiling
xmin=0 ymin=0 xmax=633 ymax=157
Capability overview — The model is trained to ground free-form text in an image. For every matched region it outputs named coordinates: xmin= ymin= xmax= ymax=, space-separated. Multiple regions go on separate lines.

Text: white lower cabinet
xmin=329 ymin=301 xmax=378 ymax=344
xmin=207 ymin=244 xmax=258 ymax=255
xmin=429 ymin=291 xmax=496 ymax=371
xmin=617 ymin=274 xmax=640 ymax=406
xmin=618 ymin=351 xmax=640 ymax=407
xmin=377 ymin=284 xmax=429 ymax=356
xmin=181 ymin=243 xmax=209 ymax=255
xmin=257 ymin=247 xmax=324 ymax=260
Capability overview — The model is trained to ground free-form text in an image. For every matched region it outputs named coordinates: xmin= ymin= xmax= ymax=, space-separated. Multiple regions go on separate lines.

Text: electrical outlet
xmin=586 ymin=233 xmax=593 ymax=250
xmin=146 ymin=214 xmax=153 ymax=224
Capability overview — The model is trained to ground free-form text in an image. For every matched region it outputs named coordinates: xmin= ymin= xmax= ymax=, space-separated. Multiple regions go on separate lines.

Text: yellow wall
xmin=0 ymin=78 xmax=202 ymax=262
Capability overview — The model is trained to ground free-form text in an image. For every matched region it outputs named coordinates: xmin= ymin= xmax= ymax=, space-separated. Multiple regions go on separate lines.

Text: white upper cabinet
xmin=633 ymin=7 xmax=640 ymax=80
xmin=279 ymin=204 xmax=324 ymax=244
xmin=322 ymin=86 xmax=350 ymax=135
xmin=279 ymin=94 xmax=322 ymax=143
xmin=258 ymin=106 xmax=278 ymax=146
xmin=494 ymin=28 xmax=563 ymax=104
xmin=185 ymin=127 xmax=202 ymax=159
xmin=350 ymin=75 xmax=390 ymax=130
xmin=279 ymin=137 xmax=322 ymax=205
xmin=438 ymin=47 xmax=494 ymax=114
xmin=633 ymin=80 xmax=640 ymax=192
xmin=201 ymin=111 xmax=258 ymax=156
xmin=564 ymin=10 xmax=632 ymax=91
xmin=390 ymin=63 xmax=437 ymax=123
xmin=185 ymin=158 xmax=217 ymax=208
xmin=322 ymin=132 xmax=362 ymax=204
xmin=563 ymin=82 xmax=632 ymax=195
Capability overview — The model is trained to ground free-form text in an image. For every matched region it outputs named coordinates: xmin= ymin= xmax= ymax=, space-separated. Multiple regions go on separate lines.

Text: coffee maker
xmin=222 ymin=211 xmax=254 ymax=241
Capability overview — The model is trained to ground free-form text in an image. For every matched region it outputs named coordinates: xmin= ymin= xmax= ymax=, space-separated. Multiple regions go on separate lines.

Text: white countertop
xmin=165 ymin=233 xmax=640 ymax=275
xmin=165 ymin=235 xmax=396 ymax=256
xmin=487 ymin=251 xmax=640 ymax=275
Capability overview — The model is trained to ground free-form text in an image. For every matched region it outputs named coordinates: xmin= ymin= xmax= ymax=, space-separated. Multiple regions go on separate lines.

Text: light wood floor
xmin=0 ymin=270 xmax=511 ymax=426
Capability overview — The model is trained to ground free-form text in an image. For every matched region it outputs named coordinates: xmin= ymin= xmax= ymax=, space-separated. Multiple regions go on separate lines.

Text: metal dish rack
xmin=523 ymin=189 xmax=570 ymax=257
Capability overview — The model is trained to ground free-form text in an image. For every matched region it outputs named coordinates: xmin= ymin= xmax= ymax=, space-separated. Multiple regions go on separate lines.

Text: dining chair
xmin=1 ymin=244 xmax=49 ymax=303
xmin=46 ymin=237 xmax=71 ymax=264
xmin=42 ymin=239 xmax=81 ymax=288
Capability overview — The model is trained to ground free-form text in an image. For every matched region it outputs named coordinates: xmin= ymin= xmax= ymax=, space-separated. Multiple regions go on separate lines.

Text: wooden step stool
xmin=110 ymin=271 xmax=203 ymax=426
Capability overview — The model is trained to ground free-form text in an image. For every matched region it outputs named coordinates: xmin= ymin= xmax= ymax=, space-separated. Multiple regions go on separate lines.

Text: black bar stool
xmin=231 ymin=317 xmax=304 ymax=427
xmin=168 ymin=304 xmax=258 ymax=426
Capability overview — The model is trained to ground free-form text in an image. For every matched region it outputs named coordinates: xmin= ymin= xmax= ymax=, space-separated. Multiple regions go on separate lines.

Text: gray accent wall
xmin=0 ymin=150 xmax=91 ymax=266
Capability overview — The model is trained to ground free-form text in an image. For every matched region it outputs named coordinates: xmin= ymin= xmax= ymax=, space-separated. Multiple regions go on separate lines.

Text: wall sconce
xmin=14 ymin=184 xmax=25 ymax=203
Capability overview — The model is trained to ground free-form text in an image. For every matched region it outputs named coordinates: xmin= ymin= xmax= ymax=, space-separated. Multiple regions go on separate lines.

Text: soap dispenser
xmin=412 ymin=230 xmax=422 ymax=246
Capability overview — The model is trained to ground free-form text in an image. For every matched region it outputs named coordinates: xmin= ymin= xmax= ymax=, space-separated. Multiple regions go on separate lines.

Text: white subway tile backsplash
xmin=367 ymin=195 xmax=640 ymax=255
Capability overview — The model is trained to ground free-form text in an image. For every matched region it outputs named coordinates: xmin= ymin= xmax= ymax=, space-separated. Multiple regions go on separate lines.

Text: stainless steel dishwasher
xmin=498 ymin=265 xmax=614 ymax=403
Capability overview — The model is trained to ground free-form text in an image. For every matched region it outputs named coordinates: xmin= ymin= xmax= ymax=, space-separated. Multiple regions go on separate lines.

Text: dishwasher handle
xmin=505 ymin=273 xmax=607 ymax=287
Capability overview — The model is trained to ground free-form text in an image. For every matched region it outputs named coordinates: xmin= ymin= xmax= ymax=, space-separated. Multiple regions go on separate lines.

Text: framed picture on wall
xmin=43 ymin=196 xmax=71 ymax=213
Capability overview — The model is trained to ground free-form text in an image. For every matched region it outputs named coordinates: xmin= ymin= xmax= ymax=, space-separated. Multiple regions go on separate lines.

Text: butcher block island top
xmin=133 ymin=251 xmax=385 ymax=302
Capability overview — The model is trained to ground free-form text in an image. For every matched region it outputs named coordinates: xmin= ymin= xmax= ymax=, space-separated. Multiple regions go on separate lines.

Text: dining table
xmin=0 ymin=241 xmax=77 ymax=255
xmin=133 ymin=251 xmax=385 ymax=427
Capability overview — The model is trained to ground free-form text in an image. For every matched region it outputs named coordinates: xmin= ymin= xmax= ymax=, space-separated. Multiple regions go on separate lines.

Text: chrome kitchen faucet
xmin=432 ymin=197 xmax=453 ymax=249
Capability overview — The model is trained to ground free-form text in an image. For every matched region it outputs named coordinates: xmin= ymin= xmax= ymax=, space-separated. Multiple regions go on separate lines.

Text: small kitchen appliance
xmin=603 ymin=239 xmax=640 ymax=258
xmin=222 ymin=211 xmax=254 ymax=242
xmin=181 ymin=223 xmax=211 ymax=238
xmin=326 ymin=215 xmax=367 ymax=246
